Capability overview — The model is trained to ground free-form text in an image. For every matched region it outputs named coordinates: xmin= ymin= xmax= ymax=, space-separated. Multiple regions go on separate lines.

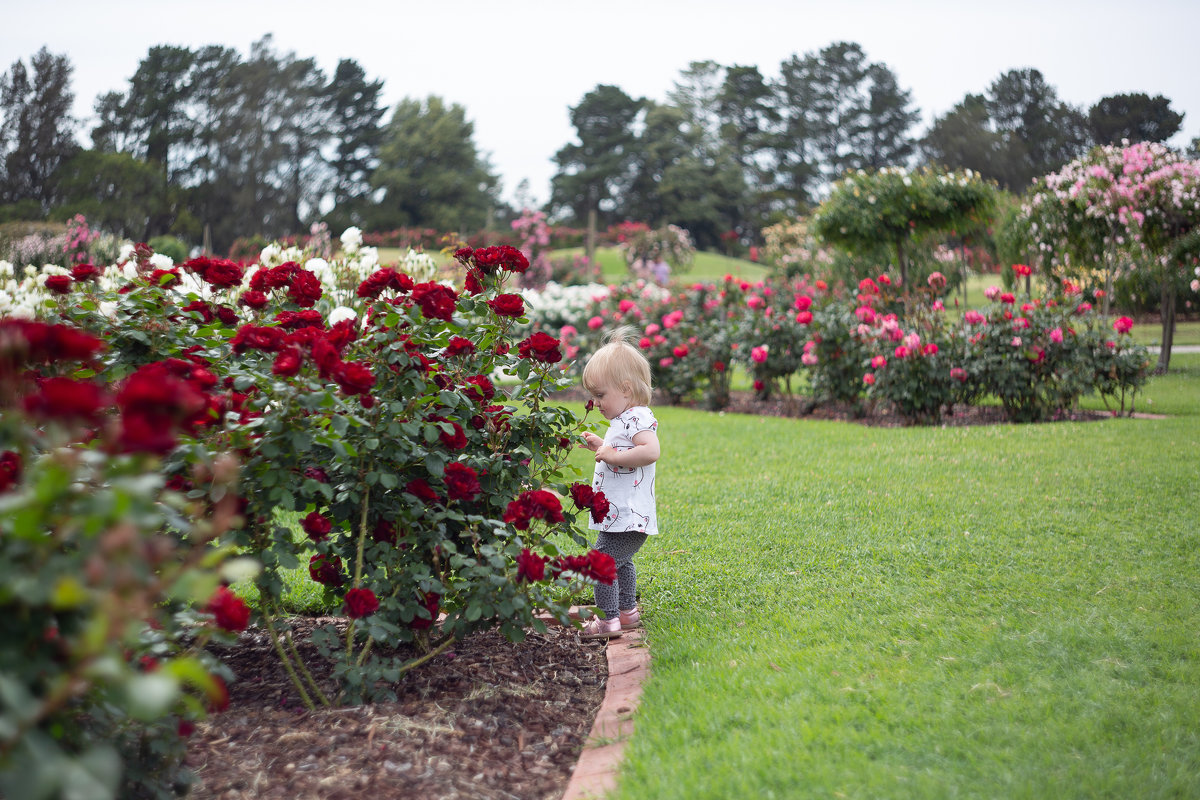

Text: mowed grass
xmin=559 ymin=359 xmax=1200 ymax=799
xmin=549 ymin=246 xmax=768 ymax=283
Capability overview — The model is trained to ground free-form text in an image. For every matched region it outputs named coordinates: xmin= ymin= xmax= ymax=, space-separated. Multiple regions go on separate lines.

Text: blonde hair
xmin=582 ymin=325 xmax=653 ymax=406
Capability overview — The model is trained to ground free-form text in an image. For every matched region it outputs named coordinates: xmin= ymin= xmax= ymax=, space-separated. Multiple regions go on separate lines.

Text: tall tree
xmin=986 ymin=68 xmax=1090 ymax=189
xmin=1088 ymin=93 xmax=1184 ymax=145
xmin=666 ymin=61 xmax=724 ymax=157
xmin=0 ymin=47 xmax=78 ymax=210
xmin=369 ymin=95 xmax=499 ymax=233
xmin=52 ymin=149 xmax=164 ymax=239
xmin=549 ymin=84 xmax=644 ymax=227
xmin=324 ymin=58 xmax=386 ymax=230
xmin=921 ymin=93 xmax=1009 ymax=175
xmin=773 ymin=42 xmax=919 ymax=198
xmin=715 ymin=65 xmax=777 ymax=233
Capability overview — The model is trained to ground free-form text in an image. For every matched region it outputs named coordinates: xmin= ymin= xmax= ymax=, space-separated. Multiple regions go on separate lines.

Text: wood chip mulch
xmin=186 ymin=619 xmax=606 ymax=800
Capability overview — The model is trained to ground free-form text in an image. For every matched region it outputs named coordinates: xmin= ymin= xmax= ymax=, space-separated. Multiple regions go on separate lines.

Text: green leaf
xmin=379 ymin=473 xmax=398 ymax=489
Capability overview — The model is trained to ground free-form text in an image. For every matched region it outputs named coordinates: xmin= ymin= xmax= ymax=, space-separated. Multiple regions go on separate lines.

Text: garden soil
xmin=185 ymin=392 xmax=1114 ymax=800
xmin=186 ymin=619 xmax=606 ymax=800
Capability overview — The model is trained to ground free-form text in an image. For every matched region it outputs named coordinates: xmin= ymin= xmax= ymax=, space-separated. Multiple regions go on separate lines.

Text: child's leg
xmin=593 ymin=531 xmax=648 ymax=617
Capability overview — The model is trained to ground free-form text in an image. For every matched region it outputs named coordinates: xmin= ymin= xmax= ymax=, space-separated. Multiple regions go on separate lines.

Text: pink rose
xmin=1112 ymin=316 xmax=1134 ymax=335
xmin=863 ymin=372 xmax=876 ymax=385
xmin=587 ymin=316 xmax=604 ymax=330
xmin=1050 ymin=327 xmax=1064 ymax=343
xmin=751 ymin=346 xmax=769 ymax=364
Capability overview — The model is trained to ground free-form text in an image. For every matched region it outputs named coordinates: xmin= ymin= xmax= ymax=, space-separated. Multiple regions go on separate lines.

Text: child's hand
xmin=581 ymin=432 xmax=604 ymax=452
xmin=594 ymin=444 xmax=618 ymax=464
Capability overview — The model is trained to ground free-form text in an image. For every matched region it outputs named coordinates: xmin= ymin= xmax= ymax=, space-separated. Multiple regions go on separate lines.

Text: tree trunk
xmin=1156 ymin=284 xmax=1175 ymax=374
xmin=586 ymin=208 xmax=597 ymax=263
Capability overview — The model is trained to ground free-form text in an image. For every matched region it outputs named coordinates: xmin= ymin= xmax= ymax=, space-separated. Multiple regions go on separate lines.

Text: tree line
xmin=0 ymin=38 xmax=1191 ymax=253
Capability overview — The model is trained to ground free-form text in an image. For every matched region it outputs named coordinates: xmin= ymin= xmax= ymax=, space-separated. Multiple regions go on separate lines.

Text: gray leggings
xmin=593 ymin=530 xmax=648 ymax=617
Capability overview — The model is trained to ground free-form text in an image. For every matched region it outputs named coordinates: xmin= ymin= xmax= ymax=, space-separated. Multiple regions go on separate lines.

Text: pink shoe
xmin=619 ymin=607 xmax=641 ymax=630
xmin=580 ymin=615 xmax=623 ymax=640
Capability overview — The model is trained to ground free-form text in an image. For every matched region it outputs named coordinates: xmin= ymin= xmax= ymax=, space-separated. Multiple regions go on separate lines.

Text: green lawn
xmin=549 ymin=246 xmax=768 ymax=284
xmin=558 ymin=356 xmax=1200 ymax=799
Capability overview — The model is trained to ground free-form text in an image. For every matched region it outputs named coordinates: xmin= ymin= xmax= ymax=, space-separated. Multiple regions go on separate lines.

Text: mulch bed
xmin=186 ymin=619 xmax=606 ymax=800
xmin=185 ymin=390 xmax=1122 ymax=798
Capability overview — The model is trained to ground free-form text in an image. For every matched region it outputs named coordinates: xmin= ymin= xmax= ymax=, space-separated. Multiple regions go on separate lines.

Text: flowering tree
xmin=610 ymin=221 xmax=695 ymax=282
xmin=1018 ymin=141 xmax=1200 ymax=372
xmin=811 ymin=166 xmax=998 ymax=290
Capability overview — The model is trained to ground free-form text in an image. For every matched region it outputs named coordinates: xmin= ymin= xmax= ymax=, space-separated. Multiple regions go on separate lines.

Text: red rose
xmin=1000 ymin=293 xmax=1016 ymax=305
xmin=516 ymin=548 xmax=546 ymax=582
xmin=411 ymin=282 xmax=458 ymax=321
xmin=463 ymin=374 xmax=495 ymax=403
xmin=357 ymin=268 xmax=414 ymax=299
xmin=443 ymin=462 xmax=481 ymax=501
xmin=569 ymin=483 xmax=596 ymax=510
xmin=238 ymin=290 xmax=269 ymax=309
xmin=590 ymin=491 xmax=611 ymax=524
xmin=275 ymin=310 xmax=325 ymax=329
xmin=302 ymin=511 xmax=332 ymax=541
xmin=0 ymin=450 xmax=22 ymax=492
xmin=215 ymin=306 xmax=238 ymax=326
xmin=251 ymin=262 xmax=298 ymax=292
xmin=372 ymin=519 xmax=397 ymax=544
xmin=272 ymin=348 xmax=303 ymax=376
xmin=335 ymin=361 xmax=375 ymax=395
xmin=308 ymin=553 xmax=344 ymax=586
xmin=326 ymin=319 xmax=357 ymax=350
xmin=206 ymin=586 xmax=251 ymax=632
xmin=230 ymin=324 xmax=286 ymax=354
xmin=409 ymin=592 xmax=440 ymax=630
xmin=286 ymin=270 xmax=323 ymax=307
xmin=428 ymin=416 xmax=467 ymax=449
xmin=584 ymin=549 xmax=617 ymax=585
xmin=186 ymin=256 xmax=245 ymax=289
xmin=487 ymin=293 xmax=525 ymax=318
xmin=118 ymin=413 xmax=179 ymax=454
xmin=24 ymin=377 xmax=107 ymax=421
xmin=146 ymin=268 xmax=181 ymax=288
xmin=504 ymin=489 xmax=564 ymax=530
xmin=310 ymin=337 xmax=342 ymax=378
xmin=517 ymin=332 xmax=562 ymax=364
xmin=464 ymin=269 xmax=484 ymax=295
xmin=1112 ymin=316 xmax=1134 ymax=335
xmin=405 ymin=478 xmax=442 ymax=506
xmin=44 ymin=275 xmax=73 ymax=294
xmin=445 ymin=336 xmax=476 ymax=357
xmin=70 ymin=263 xmax=100 ymax=281
xmin=343 ymin=587 xmax=380 ymax=619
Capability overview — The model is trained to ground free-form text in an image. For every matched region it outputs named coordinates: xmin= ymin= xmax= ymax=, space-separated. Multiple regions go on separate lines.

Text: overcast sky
xmin=4 ymin=0 xmax=1198 ymax=207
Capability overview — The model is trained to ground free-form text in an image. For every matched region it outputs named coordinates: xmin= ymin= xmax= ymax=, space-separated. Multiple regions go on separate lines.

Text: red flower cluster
xmin=569 ymin=483 xmax=611 ymax=524
xmin=454 ymin=245 xmax=529 ymax=275
xmin=445 ymin=336 xmax=475 ymax=357
xmin=247 ymin=262 xmax=322 ymax=307
xmin=344 ymin=587 xmax=380 ymax=619
xmin=503 ymin=489 xmax=564 ymax=530
xmin=1012 ymin=263 xmax=1033 ymax=277
xmin=357 ymin=267 xmax=414 ymax=299
xmin=182 ymin=300 xmax=239 ymax=326
xmin=517 ymin=332 xmax=562 ymax=364
xmin=1112 ymin=316 xmax=1134 ymax=335
xmin=23 ymin=376 xmax=108 ymax=422
xmin=309 ymin=553 xmax=344 ymax=586
xmin=116 ymin=361 xmax=211 ymax=453
xmin=184 ymin=256 xmax=245 ymax=289
xmin=0 ymin=319 xmax=103 ymax=374
xmin=516 ymin=548 xmax=546 ymax=582
xmin=551 ymin=550 xmax=617 ymax=585
xmin=443 ymin=462 xmax=481 ymax=501
xmin=206 ymin=585 xmax=251 ymax=632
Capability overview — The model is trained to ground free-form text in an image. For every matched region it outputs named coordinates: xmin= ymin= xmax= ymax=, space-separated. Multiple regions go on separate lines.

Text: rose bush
xmin=3 ymin=229 xmax=619 ymax=794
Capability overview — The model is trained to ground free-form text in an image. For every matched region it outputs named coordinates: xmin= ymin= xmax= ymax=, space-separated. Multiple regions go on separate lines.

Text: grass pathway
xmin=563 ymin=360 xmax=1200 ymax=798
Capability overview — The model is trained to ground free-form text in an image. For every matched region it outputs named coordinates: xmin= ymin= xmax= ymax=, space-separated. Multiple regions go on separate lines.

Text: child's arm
xmin=595 ymin=430 xmax=660 ymax=468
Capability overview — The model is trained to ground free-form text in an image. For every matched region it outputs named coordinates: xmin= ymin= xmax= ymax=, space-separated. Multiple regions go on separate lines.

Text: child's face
xmin=589 ymin=379 xmax=632 ymax=420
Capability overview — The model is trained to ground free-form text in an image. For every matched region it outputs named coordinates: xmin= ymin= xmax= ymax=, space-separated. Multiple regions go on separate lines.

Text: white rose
xmin=328 ymin=306 xmax=357 ymax=326
xmin=341 ymin=227 xmax=363 ymax=251
xmin=118 ymin=242 xmax=136 ymax=263
xmin=149 ymin=253 xmax=174 ymax=269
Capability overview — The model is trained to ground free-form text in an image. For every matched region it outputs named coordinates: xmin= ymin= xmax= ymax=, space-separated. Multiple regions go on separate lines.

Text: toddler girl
xmin=579 ymin=327 xmax=660 ymax=640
